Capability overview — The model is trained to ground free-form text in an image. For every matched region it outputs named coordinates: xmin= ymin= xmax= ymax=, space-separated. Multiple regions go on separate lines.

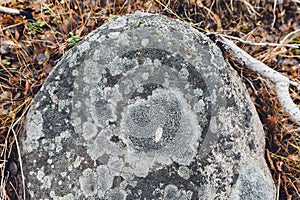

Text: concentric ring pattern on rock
xmin=19 ymin=12 xmax=275 ymax=199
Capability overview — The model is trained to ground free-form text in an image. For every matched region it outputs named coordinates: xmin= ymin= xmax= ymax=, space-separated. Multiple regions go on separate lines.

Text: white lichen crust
xmin=19 ymin=12 xmax=275 ymax=199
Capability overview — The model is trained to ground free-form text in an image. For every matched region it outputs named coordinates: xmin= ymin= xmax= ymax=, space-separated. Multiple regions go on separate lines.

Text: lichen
xmin=55 ymin=135 xmax=63 ymax=153
xmin=107 ymin=156 xmax=124 ymax=176
xmin=58 ymin=99 xmax=71 ymax=112
xmin=82 ymin=121 xmax=98 ymax=141
xmin=23 ymin=110 xmax=44 ymax=153
xmin=119 ymin=89 xmax=202 ymax=177
xmin=108 ymin=16 xmax=127 ymax=29
xmin=179 ymin=67 xmax=189 ymax=79
xmin=73 ymin=156 xmax=83 ymax=168
xmin=105 ymin=187 xmax=127 ymax=200
xmin=108 ymin=31 xmax=121 ymax=39
xmin=193 ymin=88 xmax=203 ymax=97
xmin=79 ymin=168 xmax=97 ymax=197
xmin=36 ymin=166 xmax=45 ymax=181
xmin=230 ymin=160 xmax=275 ymax=200
xmin=41 ymin=175 xmax=53 ymax=189
xmin=164 ymin=184 xmax=192 ymax=200
xmin=178 ymin=166 xmax=191 ymax=180
xmin=141 ymin=38 xmax=149 ymax=47
xmin=96 ymin=165 xmax=114 ymax=198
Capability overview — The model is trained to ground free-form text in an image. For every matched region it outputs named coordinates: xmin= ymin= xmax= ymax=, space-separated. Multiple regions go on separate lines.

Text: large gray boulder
xmin=19 ymin=12 xmax=275 ymax=199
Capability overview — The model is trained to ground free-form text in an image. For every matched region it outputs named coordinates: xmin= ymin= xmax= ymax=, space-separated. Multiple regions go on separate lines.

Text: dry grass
xmin=0 ymin=0 xmax=299 ymax=199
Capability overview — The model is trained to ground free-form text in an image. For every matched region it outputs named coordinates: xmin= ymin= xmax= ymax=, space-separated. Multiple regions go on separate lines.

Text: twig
xmin=238 ymin=0 xmax=260 ymax=16
xmin=0 ymin=140 xmax=8 ymax=200
xmin=154 ymin=0 xmax=181 ymax=19
xmin=10 ymin=127 xmax=25 ymax=200
xmin=276 ymin=172 xmax=281 ymax=200
xmin=0 ymin=6 xmax=33 ymax=19
xmin=280 ymin=29 xmax=300 ymax=43
xmin=9 ymin=181 xmax=21 ymax=200
xmin=0 ymin=22 xmax=25 ymax=31
xmin=230 ymin=0 xmax=234 ymax=11
xmin=0 ymin=6 xmax=20 ymax=15
xmin=221 ymin=34 xmax=300 ymax=49
xmin=272 ymin=0 xmax=277 ymax=28
xmin=270 ymin=29 xmax=300 ymax=54
xmin=210 ymin=33 xmax=300 ymax=125
xmin=7 ymin=98 xmax=32 ymax=200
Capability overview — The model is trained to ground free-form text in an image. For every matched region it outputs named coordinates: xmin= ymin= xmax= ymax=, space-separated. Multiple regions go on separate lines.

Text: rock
xmin=19 ymin=12 xmax=275 ymax=199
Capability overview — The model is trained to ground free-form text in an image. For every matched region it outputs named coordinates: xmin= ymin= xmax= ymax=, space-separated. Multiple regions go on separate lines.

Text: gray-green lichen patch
xmin=79 ymin=166 xmax=114 ymax=198
xmin=230 ymin=159 xmax=276 ymax=200
xmin=178 ymin=166 xmax=191 ymax=180
xmin=120 ymin=89 xmax=201 ymax=176
xmin=22 ymin=110 xmax=44 ymax=153
xmin=19 ymin=12 xmax=275 ymax=199
xmin=164 ymin=184 xmax=193 ymax=200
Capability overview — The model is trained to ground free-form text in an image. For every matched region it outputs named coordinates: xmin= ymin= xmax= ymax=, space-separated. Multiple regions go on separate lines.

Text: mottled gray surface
xmin=19 ymin=12 xmax=275 ymax=199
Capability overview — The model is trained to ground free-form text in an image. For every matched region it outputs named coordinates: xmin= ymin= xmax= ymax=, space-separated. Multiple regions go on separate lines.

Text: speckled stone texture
xmin=19 ymin=12 xmax=275 ymax=199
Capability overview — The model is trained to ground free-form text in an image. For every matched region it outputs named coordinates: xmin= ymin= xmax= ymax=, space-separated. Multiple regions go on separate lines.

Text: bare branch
xmin=0 ymin=5 xmax=20 ymax=15
xmin=0 ymin=6 xmax=32 ymax=19
xmin=221 ymin=34 xmax=300 ymax=49
xmin=280 ymin=29 xmax=300 ymax=43
xmin=210 ymin=33 xmax=300 ymax=125
xmin=272 ymin=0 xmax=277 ymax=28
xmin=271 ymin=29 xmax=300 ymax=54
xmin=238 ymin=0 xmax=260 ymax=16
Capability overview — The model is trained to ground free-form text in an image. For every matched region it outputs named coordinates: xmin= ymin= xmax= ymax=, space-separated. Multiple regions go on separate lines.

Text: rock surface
xmin=19 ymin=12 xmax=275 ymax=199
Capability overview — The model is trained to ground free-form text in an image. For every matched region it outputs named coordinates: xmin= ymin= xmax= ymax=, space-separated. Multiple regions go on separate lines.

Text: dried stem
xmin=210 ymin=33 xmax=300 ymax=125
xmin=0 ymin=6 xmax=20 ymax=15
xmin=221 ymin=34 xmax=300 ymax=49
